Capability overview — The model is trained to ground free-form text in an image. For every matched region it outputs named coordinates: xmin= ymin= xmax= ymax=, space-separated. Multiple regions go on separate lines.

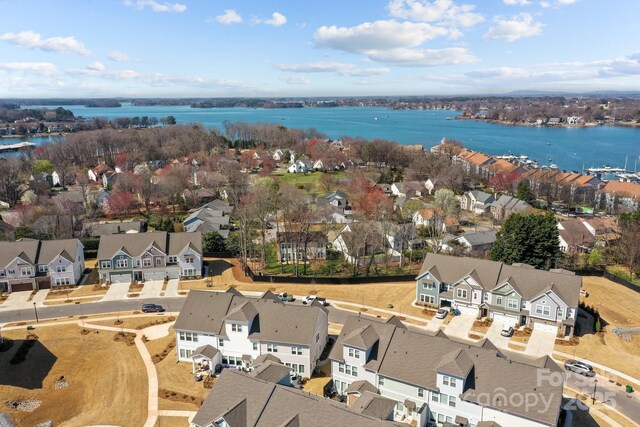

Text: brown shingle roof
xmin=600 ymin=180 xmax=640 ymax=198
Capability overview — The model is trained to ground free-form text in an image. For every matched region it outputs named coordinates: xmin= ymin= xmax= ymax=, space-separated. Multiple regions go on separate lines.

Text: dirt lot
xmin=45 ymin=284 xmax=108 ymax=300
xmin=581 ymin=276 xmax=640 ymax=327
xmin=0 ymin=324 xmax=147 ymax=426
xmin=155 ymin=417 xmax=190 ymax=427
xmin=556 ymin=276 xmax=640 ymax=380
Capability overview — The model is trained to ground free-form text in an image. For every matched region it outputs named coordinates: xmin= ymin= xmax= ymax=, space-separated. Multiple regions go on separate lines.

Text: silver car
xmin=435 ymin=308 xmax=449 ymax=319
xmin=564 ymin=360 xmax=595 ymax=376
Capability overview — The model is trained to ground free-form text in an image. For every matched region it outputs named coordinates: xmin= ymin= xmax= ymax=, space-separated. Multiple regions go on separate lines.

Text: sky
xmin=1 ymin=0 xmax=639 ymax=97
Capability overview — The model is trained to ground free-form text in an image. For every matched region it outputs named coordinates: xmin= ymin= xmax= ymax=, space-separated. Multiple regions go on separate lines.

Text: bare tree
xmin=0 ymin=158 xmax=25 ymax=207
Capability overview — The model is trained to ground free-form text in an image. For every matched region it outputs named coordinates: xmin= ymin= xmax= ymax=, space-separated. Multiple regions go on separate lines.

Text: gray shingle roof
xmin=0 ymin=239 xmax=39 ymax=267
xmin=0 ymin=239 xmax=81 ymax=268
xmin=417 ymin=253 xmax=581 ymax=307
xmin=332 ymin=315 xmax=563 ymax=427
xmin=192 ymin=344 xmax=220 ymax=359
xmin=249 ymin=361 xmax=291 ymax=383
xmin=342 ymin=324 xmax=380 ymax=350
xmin=97 ymin=232 xmax=201 ymax=260
xmin=345 ymin=380 xmax=378 ymax=395
xmin=192 ymin=370 xmax=403 ymax=427
xmin=350 ymin=391 xmax=396 ymax=420
xmin=175 ymin=290 xmax=326 ymax=347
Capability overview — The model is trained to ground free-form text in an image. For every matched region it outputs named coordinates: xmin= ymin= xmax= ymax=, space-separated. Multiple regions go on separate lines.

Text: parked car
xmin=564 ymin=360 xmax=595 ymax=376
xmin=302 ymin=295 xmax=329 ymax=306
xmin=500 ymin=325 xmax=515 ymax=337
xmin=579 ymin=289 xmax=589 ymax=298
xmin=278 ymin=292 xmax=294 ymax=302
xmin=142 ymin=303 xmax=165 ymax=313
xmin=435 ymin=308 xmax=449 ymax=319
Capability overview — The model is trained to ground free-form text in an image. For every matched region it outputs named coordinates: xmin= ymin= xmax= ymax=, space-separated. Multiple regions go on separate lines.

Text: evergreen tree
xmin=490 ymin=213 xmax=560 ymax=269
xmin=516 ymin=181 xmax=535 ymax=204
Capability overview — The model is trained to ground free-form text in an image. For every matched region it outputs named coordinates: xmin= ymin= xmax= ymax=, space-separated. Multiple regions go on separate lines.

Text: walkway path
xmin=164 ymin=279 xmax=180 ymax=298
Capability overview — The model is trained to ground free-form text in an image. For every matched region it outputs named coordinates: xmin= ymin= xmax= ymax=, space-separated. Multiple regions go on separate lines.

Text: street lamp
xmin=32 ymin=302 xmax=39 ymax=323
xmin=592 ymin=379 xmax=598 ymax=405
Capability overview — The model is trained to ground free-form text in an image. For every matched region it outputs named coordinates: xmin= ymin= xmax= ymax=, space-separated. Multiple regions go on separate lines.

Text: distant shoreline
xmin=455 ymin=116 xmax=640 ymax=129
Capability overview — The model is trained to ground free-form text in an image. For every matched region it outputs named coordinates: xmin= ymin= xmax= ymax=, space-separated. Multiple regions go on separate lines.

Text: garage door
xmin=533 ymin=322 xmax=558 ymax=334
xmin=110 ymin=273 xmax=132 ymax=284
xmin=144 ymin=271 xmax=165 ymax=281
xmin=457 ymin=305 xmax=479 ymax=316
xmin=492 ymin=312 xmax=518 ymax=325
xmin=37 ymin=278 xmax=51 ymax=289
xmin=10 ymin=282 xmax=34 ymax=292
xmin=166 ymin=267 xmax=180 ymax=280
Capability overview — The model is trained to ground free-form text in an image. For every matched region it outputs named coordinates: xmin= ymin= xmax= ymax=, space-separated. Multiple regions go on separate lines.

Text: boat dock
xmin=0 ymin=141 xmax=36 ymax=152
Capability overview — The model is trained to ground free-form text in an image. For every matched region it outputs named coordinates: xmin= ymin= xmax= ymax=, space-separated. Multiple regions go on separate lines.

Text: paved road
xmin=0 ymin=296 xmax=353 ymax=327
xmin=564 ymin=371 xmax=640 ymax=423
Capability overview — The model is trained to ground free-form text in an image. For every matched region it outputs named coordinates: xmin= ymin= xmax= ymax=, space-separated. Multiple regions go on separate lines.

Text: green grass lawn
xmin=606 ymin=265 xmax=640 ymax=286
xmin=272 ymin=171 xmax=345 ymax=196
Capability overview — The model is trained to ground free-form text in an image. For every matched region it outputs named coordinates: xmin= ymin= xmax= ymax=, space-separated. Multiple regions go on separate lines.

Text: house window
xmin=38 ymin=265 xmax=48 ymax=273
xmin=182 ymin=268 xmax=196 ymax=276
xmin=291 ymin=346 xmax=302 ymax=355
xmin=456 ymin=289 xmax=468 ymax=299
xmin=179 ymin=332 xmax=198 ymax=342
xmin=418 ymin=388 xmax=424 ymax=398
xmin=507 ymin=299 xmax=519 ymax=309
xmin=101 ymin=261 xmax=112 ymax=269
xmin=116 ymin=259 xmax=128 ymax=268
xmin=423 ymin=282 xmax=435 ymax=290
xmin=253 ymin=343 xmax=258 ymax=351
xmin=450 ymin=377 xmax=457 ymax=387
xmin=420 ymin=294 xmax=435 ymax=304
xmin=298 ymin=364 xmax=304 ymax=374
xmin=448 ymin=396 xmax=456 ymax=407
xmin=484 ymin=293 xmax=489 ymax=301
xmin=20 ymin=268 xmax=32 ymax=276
xmin=55 ymin=277 xmax=71 ymax=286
xmin=431 ymin=392 xmax=440 ymax=403
xmin=155 ymin=257 xmax=162 ymax=265
xmin=185 ymin=256 xmax=194 ymax=264
xmin=168 ymin=256 xmax=177 ymax=264
xmin=496 ymin=296 xmax=503 ymax=305
xmin=379 ymin=377 xmax=385 ymax=387
xmin=7 ymin=269 xmax=15 ymax=275
xmin=231 ymin=323 xmax=242 ymax=332
xmin=55 ymin=265 xmax=67 ymax=273
xmin=535 ymin=305 xmax=551 ymax=316
xmin=179 ymin=349 xmax=193 ymax=359
xmin=338 ymin=362 xmax=345 ymax=373
xmin=218 ymin=339 xmax=224 ymax=347
xmin=143 ymin=258 xmax=152 ymax=267
xmin=267 ymin=344 xmax=278 ymax=353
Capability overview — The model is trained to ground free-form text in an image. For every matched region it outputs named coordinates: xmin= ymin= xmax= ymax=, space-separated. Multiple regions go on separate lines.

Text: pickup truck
xmin=302 ymin=295 xmax=329 ymax=306
xmin=278 ymin=292 xmax=295 ymax=302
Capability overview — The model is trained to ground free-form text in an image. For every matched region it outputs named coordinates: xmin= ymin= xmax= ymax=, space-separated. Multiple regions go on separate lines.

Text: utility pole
xmin=592 ymin=379 xmax=598 ymax=405
xmin=32 ymin=302 xmax=39 ymax=323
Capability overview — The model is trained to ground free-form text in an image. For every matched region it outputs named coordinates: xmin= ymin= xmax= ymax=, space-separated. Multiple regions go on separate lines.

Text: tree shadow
xmin=208 ymin=260 xmax=233 ymax=277
xmin=0 ymin=339 xmax=57 ymax=389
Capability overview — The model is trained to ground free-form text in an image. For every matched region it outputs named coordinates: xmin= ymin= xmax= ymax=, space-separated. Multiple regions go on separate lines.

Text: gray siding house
xmin=97 ymin=232 xmax=202 ymax=283
xmin=415 ymin=253 xmax=581 ymax=336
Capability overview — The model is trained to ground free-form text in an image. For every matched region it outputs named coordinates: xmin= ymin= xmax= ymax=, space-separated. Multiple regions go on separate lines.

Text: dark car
xmin=142 ymin=303 xmax=165 ymax=313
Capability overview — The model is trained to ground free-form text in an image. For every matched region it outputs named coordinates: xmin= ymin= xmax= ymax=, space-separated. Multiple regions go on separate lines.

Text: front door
xmin=520 ymin=315 xmax=527 ymax=326
xmin=134 ymin=271 xmax=143 ymax=282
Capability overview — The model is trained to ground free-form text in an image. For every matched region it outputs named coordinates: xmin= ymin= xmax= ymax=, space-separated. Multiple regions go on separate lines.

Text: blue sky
xmin=1 ymin=0 xmax=639 ymax=97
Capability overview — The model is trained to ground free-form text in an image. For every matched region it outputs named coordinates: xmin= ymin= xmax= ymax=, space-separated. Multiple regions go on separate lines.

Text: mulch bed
xmin=134 ymin=316 xmax=176 ymax=330
xmin=158 ymin=389 xmax=203 ymax=406
xmin=151 ymin=339 xmax=176 ymax=364
xmin=113 ymin=332 xmax=136 ymax=346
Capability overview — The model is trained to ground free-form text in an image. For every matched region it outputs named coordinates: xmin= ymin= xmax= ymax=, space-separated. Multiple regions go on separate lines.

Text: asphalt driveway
xmin=525 ymin=329 xmax=557 ymax=357
xmin=443 ymin=314 xmax=475 ymax=339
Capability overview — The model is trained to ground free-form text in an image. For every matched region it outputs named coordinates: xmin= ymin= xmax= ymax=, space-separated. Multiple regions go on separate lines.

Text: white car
xmin=500 ymin=325 xmax=515 ymax=337
xmin=435 ymin=308 xmax=449 ymax=319
xmin=302 ymin=295 xmax=328 ymax=306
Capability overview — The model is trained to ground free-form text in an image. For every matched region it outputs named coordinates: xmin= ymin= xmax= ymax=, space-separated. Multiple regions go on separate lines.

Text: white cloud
xmin=484 ymin=13 xmax=543 ymax=41
xmin=284 ymin=75 xmax=311 ymax=85
xmin=254 ymin=12 xmax=287 ymax=27
xmin=0 ymin=62 xmax=58 ymax=76
xmin=540 ymin=1 xmax=551 ymax=7
xmin=215 ymin=9 xmax=242 ymax=25
xmin=313 ymin=20 xmax=474 ymax=67
xmin=503 ymin=0 xmax=531 ymax=5
xmin=124 ymin=0 xmax=186 ymax=13
xmin=0 ymin=31 xmax=91 ymax=56
xmin=87 ymin=61 xmax=106 ymax=71
xmin=598 ymin=53 xmax=640 ymax=77
xmin=387 ymin=0 xmax=484 ymax=27
xmin=315 ymin=20 xmax=453 ymax=53
xmin=277 ymin=62 xmax=390 ymax=76
xmin=108 ymin=51 xmax=132 ymax=62
xmin=557 ymin=0 xmax=578 ymax=4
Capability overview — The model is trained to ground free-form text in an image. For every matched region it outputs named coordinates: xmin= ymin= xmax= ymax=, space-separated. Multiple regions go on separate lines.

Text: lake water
xmin=2 ymin=104 xmax=640 ymax=172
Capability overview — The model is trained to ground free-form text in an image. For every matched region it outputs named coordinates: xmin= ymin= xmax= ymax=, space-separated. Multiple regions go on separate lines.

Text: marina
xmin=0 ymin=141 xmax=35 ymax=153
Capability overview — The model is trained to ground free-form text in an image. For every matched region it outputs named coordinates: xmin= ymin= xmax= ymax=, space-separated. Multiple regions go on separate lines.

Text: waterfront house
xmin=597 ymin=180 xmax=640 ymax=212
xmin=557 ymin=219 xmax=596 ymax=254
xmin=415 ymin=253 xmax=581 ymax=335
xmin=330 ymin=314 xmax=565 ymax=427
xmin=175 ymin=289 xmax=328 ymax=378
xmin=0 ymin=239 xmax=85 ymax=292
xmin=97 ymin=232 xmax=202 ymax=283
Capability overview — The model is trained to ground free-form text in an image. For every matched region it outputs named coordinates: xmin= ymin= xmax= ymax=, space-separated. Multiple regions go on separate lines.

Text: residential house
xmin=460 ymin=191 xmax=495 ymax=214
xmin=385 ymin=223 xmax=420 ymax=258
xmin=88 ymin=164 xmax=111 ymax=182
xmin=415 ymin=253 xmax=582 ymax=335
xmin=97 ymin=232 xmax=202 ymax=283
xmin=313 ymin=203 xmax=353 ymax=225
xmin=182 ymin=188 xmax=217 ymax=206
xmin=175 ymin=289 xmax=328 ymax=378
xmin=440 ymin=230 xmax=496 ymax=254
xmin=313 ymin=158 xmax=341 ymax=172
xmin=277 ymin=231 xmax=327 ymax=262
xmin=567 ymin=116 xmax=581 ymax=124
xmin=84 ymin=219 xmax=145 ymax=237
xmin=317 ymin=190 xmax=349 ymax=210
xmin=288 ymin=157 xmax=312 ymax=174
xmin=597 ymin=180 xmax=640 ymax=212
xmin=0 ymin=239 xmax=85 ymax=292
xmin=30 ymin=172 xmax=53 ymax=187
xmin=547 ymin=118 xmax=561 ymax=125
xmin=579 ymin=216 xmax=620 ymax=247
xmin=182 ymin=200 xmax=232 ymax=238
xmin=412 ymin=208 xmax=459 ymax=233
xmin=102 ymin=170 xmax=118 ymax=189
xmin=332 ymin=223 xmax=385 ymax=265
xmin=455 ymin=151 xmax=495 ymax=176
xmin=391 ymin=181 xmax=424 ymax=198
xmin=557 ymin=219 xmax=596 ymax=254
xmin=521 ymin=169 xmax=601 ymax=205
xmin=191 ymin=369 xmax=399 ymax=427
xmin=271 ymin=148 xmax=286 ymax=162
xmin=330 ymin=314 xmax=565 ymax=427
xmin=423 ymin=178 xmax=442 ymax=195
xmin=484 ymin=159 xmax=524 ymax=179
xmin=490 ymin=195 xmax=531 ymax=222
